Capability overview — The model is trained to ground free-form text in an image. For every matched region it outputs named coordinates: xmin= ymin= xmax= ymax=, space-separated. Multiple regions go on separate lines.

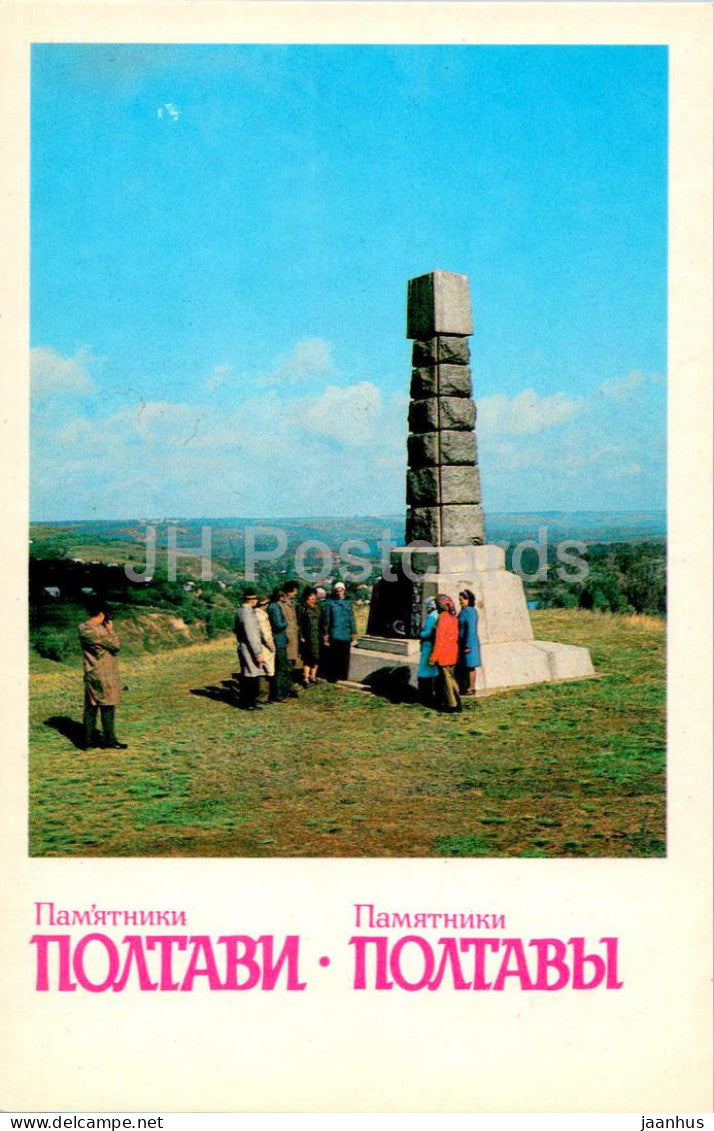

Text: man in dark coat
xmin=323 ymin=581 xmax=357 ymax=682
xmin=78 ymin=598 xmax=127 ymax=750
xmin=233 ymin=590 xmax=266 ymax=710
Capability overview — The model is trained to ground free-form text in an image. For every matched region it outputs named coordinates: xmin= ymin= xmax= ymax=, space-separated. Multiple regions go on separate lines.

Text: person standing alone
xmin=78 ymin=598 xmax=127 ymax=750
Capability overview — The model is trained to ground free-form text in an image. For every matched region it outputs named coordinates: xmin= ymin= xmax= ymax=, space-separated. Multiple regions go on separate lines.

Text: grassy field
xmin=28 ymin=609 xmax=665 ymax=858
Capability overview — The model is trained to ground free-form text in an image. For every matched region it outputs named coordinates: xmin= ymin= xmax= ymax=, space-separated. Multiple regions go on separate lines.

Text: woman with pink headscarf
xmin=429 ymin=594 xmax=462 ymax=713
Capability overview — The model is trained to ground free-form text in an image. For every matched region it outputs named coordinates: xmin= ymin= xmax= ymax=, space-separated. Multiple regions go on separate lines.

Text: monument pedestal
xmin=351 ymin=544 xmax=595 ymax=692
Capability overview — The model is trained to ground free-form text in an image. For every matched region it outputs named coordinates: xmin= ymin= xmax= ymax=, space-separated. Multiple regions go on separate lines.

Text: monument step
xmin=353 ymin=636 xmax=421 ymax=657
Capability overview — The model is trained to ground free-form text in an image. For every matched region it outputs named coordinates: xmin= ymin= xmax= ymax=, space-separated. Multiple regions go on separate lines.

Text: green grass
xmin=28 ymin=609 xmax=666 ymax=857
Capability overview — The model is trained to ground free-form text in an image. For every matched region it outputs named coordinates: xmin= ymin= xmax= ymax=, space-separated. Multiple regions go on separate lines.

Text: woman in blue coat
xmin=417 ymin=598 xmax=439 ymax=706
xmin=457 ymin=588 xmax=481 ymax=695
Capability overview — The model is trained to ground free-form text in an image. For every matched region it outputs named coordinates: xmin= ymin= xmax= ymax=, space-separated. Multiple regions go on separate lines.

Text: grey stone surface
xmin=408 ymin=398 xmax=439 ymax=433
xmin=405 ymin=507 xmax=440 ymax=545
xmin=412 ymin=336 xmax=470 ymax=368
xmin=391 ymin=547 xmax=440 ymax=575
xmin=410 ymin=366 xmax=438 ymax=398
xmin=441 ymin=503 xmax=486 ymax=545
xmin=438 ymin=337 xmax=470 ymax=365
xmin=412 ymin=339 xmax=439 ymax=367
xmin=392 ymin=544 xmax=506 ymax=573
xmin=438 ymin=364 xmax=472 ymax=397
xmin=406 ymin=467 xmax=439 ymax=506
xmin=440 ymin=465 xmax=482 ymax=505
xmin=350 ymin=637 xmax=595 ymax=692
xmin=439 ymin=430 xmax=476 ymax=465
xmin=532 ymin=641 xmax=596 ymax=679
xmin=439 ymin=397 xmax=476 ymax=431
xmin=354 ymin=636 xmax=420 ymax=657
xmin=406 ymin=271 xmax=474 ymax=339
xmin=407 ymin=432 xmax=439 ymax=467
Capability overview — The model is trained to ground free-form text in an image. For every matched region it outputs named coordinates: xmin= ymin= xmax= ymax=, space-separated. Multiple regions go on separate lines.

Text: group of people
xmin=235 ymin=581 xmax=481 ymax=715
xmin=233 ymin=580 xmax=357 ymax=710
xmin=416 ymin=590 xmax=481 ymax=714
xmin=75 ymin=582 xmax=481 ymax=748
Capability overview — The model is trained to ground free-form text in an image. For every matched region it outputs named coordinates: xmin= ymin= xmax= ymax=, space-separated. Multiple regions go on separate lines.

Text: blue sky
xmin=31 ymin=44 xmax=667 ymax=520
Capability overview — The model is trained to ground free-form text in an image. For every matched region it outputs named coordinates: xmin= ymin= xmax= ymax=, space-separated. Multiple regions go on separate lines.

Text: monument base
xmin=350 ymin=543 xmax=596 ymax=693
xmin=350 ymin=637 xmax=594 ymax=692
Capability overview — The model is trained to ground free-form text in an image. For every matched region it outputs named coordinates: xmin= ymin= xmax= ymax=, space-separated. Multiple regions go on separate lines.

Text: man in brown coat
xmin=282 ymin=580 xmax=302 ymax=679
xmin=77 ymin=599 xmax=127 ymax=750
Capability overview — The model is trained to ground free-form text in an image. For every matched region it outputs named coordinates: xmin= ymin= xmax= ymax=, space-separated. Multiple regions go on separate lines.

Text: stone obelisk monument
xmin=350 ymin=269 xmax=595 ymax=691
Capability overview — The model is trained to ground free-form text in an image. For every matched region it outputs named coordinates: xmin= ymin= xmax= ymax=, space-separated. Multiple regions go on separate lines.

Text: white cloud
xmin=610 ymin=461 xmax=645 ymax=479
xmin=561 ymin=444 xmax=627 ymax=471
xmin=301 ymin=382 xmax=383 ymax=446
xmin=598 ymin=370 xmax=665 ymax=403
xmin=33 ymin=372 xmax=409 ymax=517
xmin=204 ymin=363 xmax=235 ymax=391
xmin=157 ymin=103 xmax=181 ymax=122
xmin=261 ymin=338 xmax=334 ymax=386
xmin=477 ymin=388 xmax=582 ymax=437
xmin=30 ymin=331 xmax=664 ymax=517
xmin=31 ymin=346 xmax=96 ymax=398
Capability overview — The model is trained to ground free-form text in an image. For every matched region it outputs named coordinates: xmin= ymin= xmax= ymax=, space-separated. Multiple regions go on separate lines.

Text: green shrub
xmin=32 ymin=626 xmax=72 ymax=662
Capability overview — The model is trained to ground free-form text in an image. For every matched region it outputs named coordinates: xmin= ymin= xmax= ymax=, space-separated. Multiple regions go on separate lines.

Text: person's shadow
xmin=189 ymin=676 xmax=241 ymax=708
xmin=43 ymin=715 xmax=88 ymax=749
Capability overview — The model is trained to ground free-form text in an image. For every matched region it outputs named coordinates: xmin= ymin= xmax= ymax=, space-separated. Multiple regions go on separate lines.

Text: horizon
xmin=30 ymin=508 xmax=667 ymax=526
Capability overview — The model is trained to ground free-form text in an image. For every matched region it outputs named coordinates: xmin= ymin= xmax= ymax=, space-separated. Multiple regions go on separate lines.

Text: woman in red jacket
xmin=429 ymin=594 xmax=462 ymax=713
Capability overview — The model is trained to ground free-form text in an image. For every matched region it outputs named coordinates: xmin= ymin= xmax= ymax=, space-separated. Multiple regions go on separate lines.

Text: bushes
xmin=534 ymin=542 xmax=666 ymax=616
xmin=31 ymin=626 xmax=73 ymax=662
xmin=205 ymin=608 xmax=234 ymax=639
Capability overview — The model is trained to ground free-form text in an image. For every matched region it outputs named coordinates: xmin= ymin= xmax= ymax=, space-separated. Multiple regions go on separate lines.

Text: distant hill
xmin=31 ymin=510 xmax=666 ymax=554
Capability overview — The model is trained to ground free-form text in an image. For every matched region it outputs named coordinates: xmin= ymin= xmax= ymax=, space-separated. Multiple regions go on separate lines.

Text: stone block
xmin=440 ymin=465 xmax=482 ymax=505
xmin=354 ymin=636 xmax=420 ymax=657
xmin=438 ymin=364 xmax=472 ymax=397
xmin=391 ymin=547 xmax=440 ymax=575
xmin=412 ymin=336 xmax=470 ymax=368
xmin=407 ymin=270 xmax=474 ymax=339
xmin=410 ymin=367 xmax=438 ymax=398
xmin=440 ymin=503 xmax=486 ymax=545
xmin=439 ymin=430 xmax=476 ymax=465
xmin=438 ymin=337 xmax=470 ymax=365
xmin=532 ymin=641 xmax=596 ymax=680
xmin=410 ymin=364 xmax=472 ymax=399
xmin=405 ymin=507 xmax=439 ymax=545
xmin=474 ymin=570 xmax=534 ymax=643
xmin=349 ymin=637 xmax=595 ymax=691
xmin=435 ymin=544 xmax=506 ymax=574
xmin=393 ymin=543 xmax=506 ymax=576
xmin=407 ymin=432 xmax=439 ymax=468
xmin=408 ymin=398 xmax=438 ymax=433
xmin=468 ymin=544 xmax=506 ymax=572
xmin=478 ymin=641 xmax=552 ymax=689
xmin=406 ymin=467 xmax=439 ymax=506
xmin=439 ymin=397 xmax=476 ymax=431
xmin=348 ymin=649 xmax=414 ymax=688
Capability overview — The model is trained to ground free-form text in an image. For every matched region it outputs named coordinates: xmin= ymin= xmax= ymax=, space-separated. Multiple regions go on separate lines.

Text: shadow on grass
xmin=43 ymin=715 xmax=87 ymax=750
xmin=190 ymin=677 xmax=240 ymax=708
xmin=360 ymin=665 xmax=422 ymax=705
